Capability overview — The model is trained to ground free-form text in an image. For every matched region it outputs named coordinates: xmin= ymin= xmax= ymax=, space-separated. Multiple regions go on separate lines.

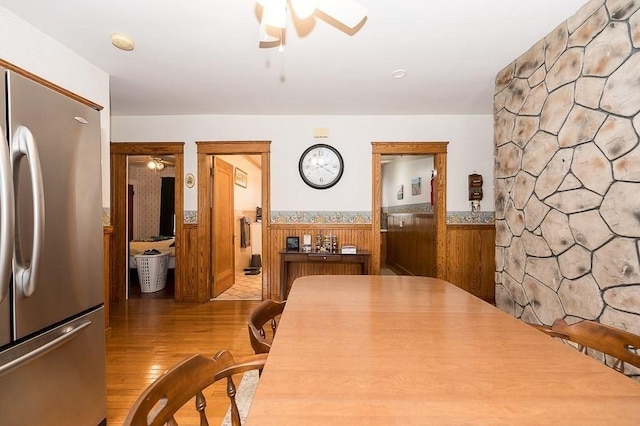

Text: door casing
xmin=110 ymin=142 xmax=184 ymax=302
xmin=197 ymin=141 xmax=271 ymax=301
xmin=371 ymin=142 xmax=448 ymax=278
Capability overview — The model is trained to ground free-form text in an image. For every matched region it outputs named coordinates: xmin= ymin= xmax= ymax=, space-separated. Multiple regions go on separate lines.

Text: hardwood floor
xmin=106 ymin=298 xmax=261 ymax=425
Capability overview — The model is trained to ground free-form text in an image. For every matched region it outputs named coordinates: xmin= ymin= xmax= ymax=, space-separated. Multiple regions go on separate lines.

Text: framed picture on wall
xmin=397 ymin=184 xmax=404 ymax=200
xmin=411 ymin=177 xmax=421 ymax=195
xmin=234 ymin=168 xmax=248 ymax=188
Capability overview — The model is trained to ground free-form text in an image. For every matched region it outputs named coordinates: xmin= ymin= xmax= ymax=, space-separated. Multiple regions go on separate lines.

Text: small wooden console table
xmin=279 ymin=251 xmax=370 ymax=299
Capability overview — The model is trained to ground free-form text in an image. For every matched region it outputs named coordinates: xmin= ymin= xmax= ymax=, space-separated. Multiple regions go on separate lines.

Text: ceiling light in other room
xmin=147 ymin=157 xmax=165 ymax=170
xmin=391 ymin=69 xmax=407 ymax=79
xmin=111 ymin=34 xmax=134 ymax=51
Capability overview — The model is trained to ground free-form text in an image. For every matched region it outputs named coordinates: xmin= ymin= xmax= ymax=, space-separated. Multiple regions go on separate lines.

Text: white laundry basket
xmin=135 ymin=252 xmax=170 ymax=293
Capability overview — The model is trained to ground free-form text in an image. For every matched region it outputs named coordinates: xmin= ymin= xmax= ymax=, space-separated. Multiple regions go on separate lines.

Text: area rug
xmin=220 ymin=369 xmax=259 ymax=425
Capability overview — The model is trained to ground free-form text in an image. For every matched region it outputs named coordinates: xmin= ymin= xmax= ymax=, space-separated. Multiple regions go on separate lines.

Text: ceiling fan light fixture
xmin=147 ymin=157 xmax=165 ymax=170
xmin=290 ymin=0 xmax=316 ymax=19
xmin=261 ymin=0 xmax=288 ymax=28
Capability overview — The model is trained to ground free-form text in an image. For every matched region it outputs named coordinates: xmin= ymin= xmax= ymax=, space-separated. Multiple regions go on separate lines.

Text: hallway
xmin=215 ymin=272 xmax=262 ymax=301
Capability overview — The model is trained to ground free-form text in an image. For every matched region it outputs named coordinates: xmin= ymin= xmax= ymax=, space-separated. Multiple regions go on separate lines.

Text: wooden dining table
xmin=245 ymin=275 xmax=640 ymax=425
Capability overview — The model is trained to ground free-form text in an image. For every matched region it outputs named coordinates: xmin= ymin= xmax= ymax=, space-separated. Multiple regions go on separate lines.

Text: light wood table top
xmin=246 ymin=275 xmax=640 ymax=425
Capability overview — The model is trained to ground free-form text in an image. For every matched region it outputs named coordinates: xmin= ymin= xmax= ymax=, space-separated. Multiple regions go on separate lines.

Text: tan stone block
xmin=524 ymin=195 xmax=551 ymax=231
xmin=545 ymin=23 xmax=569 ymax=69
xmin=522 ymin=131 xmax=559 ymax=176
xmin=546 ymin=48 xmax=584 ymax=92
xmin=593 ymin=237 xmax=640 ymax=288
xmin=584 ymin=22 xmax=632 ymax=77
xmin=495 ymin=142 xmax=522 ymax=179
xmin=575 ymin=76 xmax=606 ymax=109
xmin=569 ymin=210 xmax=615 ymax=251
xmin=568 ymin=6 xmax=609 ymax=47
xmin=606 ymin=0 xmax=640 ymax=20
xmin=505 ymin=200 xmax=525 ymax=237
xmin=558 ymin=244 xmax=593 ymax=279
xmin=545 ymin=188 xmax=603 ymax=214
xmin=513 ymin=116 xmax=539 ymax=147
xmin=613 ymin=144 xmax=640 ymax=181
xmin=595 ymin=115 xmax=637 ymax=160
xmin=558 ymin=173 xmax=583 ymax=191
xmin=504 ymin=237 xmax=526 ymax=281
xmin=600 ymin=182 xmax=640 ymax=237
xmin=522 ymin=275 xmax=566 ymax=324
xmin=559 ymin=275 xmax=604 ymax=319
xmin=522 ymin=230 xmax=553 ymax=257
xmin=604 ymin=285 xmax=640 ymax=315
xmin=504 ymin=78 xmax=531 ymax=114
xmin=631 ymin=9 xmax=640 ymax=47
xmin=540 ymin=209 xmax=575 ymax=255
xmin=540 ymin=83 xmax=575 ymax=134
xmin=520 ymin=83 xmax=548 ymax=115
xmin=558 ymin=105 xmax=607 ymax=148
xmin=494 ymin=109 xmax=516 ymax=147
xmin=572 ymin=142 xmax=613 ymax=195
xmin=534 ymin=148 xmax=573 ymax=199
xmin=601 ymin=52 xmax=640 ymax=116
xmin=567 ymin=0 xmax=606 ymax=33
xmin=515 ymin=39 xmax=545 ymax=78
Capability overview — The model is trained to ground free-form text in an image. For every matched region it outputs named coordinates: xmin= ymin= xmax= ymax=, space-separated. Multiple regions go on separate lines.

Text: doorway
xmin=372 ymin=142 xmax=448 ymax=278
xmin=110 ymin=142 xmax=184 ymax=302
xmin=196 ymin=141 xmax=271 ymax=301
xmin=126 ymin=154 xmax=178 ymax=299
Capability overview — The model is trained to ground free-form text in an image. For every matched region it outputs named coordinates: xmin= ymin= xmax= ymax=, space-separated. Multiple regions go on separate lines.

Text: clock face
xmin=298 ymin=144 xmax=344 ymax=189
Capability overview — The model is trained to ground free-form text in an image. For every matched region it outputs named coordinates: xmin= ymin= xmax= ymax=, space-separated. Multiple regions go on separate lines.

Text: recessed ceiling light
xmin=111 ymin=34 xmax=134 ymax=51
xmin=391 ymin=69 xmax=407 ymax=79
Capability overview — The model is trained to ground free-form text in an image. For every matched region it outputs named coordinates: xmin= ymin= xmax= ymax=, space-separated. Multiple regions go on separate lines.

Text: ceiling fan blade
xmin=315 ymin=0 xmax=367 ymax=29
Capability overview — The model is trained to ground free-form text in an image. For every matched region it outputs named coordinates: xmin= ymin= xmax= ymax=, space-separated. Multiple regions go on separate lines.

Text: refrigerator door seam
xmin=0 ymin=123 xmax=14 ymax=303
xmin=11 ymin=126 xmax=44 ymax=297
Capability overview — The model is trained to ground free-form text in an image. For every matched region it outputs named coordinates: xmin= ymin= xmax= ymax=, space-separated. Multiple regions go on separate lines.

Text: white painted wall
xmin=0 ymin=7 xmax=111 ymax=207
xmin=112 ymin=114 xmax=494 ymax=213
xmin=218 ymin=155 xmax=262 ymax=211
xmin=382 ymin=157 xmax=434 ymax=207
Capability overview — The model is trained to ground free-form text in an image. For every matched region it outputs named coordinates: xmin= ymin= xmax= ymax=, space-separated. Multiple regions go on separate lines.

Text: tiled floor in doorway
xmin=215 ymin=271 xmax=262 ymax=301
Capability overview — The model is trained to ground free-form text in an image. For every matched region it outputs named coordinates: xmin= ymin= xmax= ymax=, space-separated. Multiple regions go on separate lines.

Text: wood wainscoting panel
xmin=103 ymin=226 xmax=113 ymax=330
xmin=269 ymin=224 xmax=372 ymax=299
xmin=177 ymin=224 xmax=200 ymax=302
xmin=446 ymin=224 xmax=496 ymax=304
xmin=386 ymin=213 xmax=437 ymax=277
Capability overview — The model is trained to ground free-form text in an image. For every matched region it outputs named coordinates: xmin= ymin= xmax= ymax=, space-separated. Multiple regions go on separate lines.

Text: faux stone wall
xmin=493 ymin=0 xmax=640 ymax=372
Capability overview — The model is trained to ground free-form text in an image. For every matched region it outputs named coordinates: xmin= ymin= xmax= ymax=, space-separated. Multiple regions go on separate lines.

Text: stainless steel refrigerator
xmin=0 ymin=66 xmax=107 ymax=425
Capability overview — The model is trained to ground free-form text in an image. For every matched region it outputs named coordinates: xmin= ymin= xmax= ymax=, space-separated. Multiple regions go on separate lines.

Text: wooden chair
xmin=247 ymin=299 xmax=286 ymax=354
xmin=531 ymin=318 xmax=640 ymax=374
xmin=123 ymin=350 xmax=267 ymax=426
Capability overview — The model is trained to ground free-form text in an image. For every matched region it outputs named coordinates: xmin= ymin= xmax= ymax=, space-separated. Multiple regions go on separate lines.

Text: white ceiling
xmin=0 ymin=0 xmax=587 ymax=116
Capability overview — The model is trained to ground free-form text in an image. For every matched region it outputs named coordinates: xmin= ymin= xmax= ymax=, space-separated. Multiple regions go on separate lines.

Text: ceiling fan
xmin=256 ymin=0 xmax=368 ymax=48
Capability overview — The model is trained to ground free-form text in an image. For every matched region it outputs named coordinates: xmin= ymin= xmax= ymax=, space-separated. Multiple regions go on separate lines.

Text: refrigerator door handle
xmin=11 ymin=126 xmax=45 ymax=297
xmin=0 ymin=124 xmax=15 ymax=303
xmin=0 ymin=320 xmax=91 ymax=376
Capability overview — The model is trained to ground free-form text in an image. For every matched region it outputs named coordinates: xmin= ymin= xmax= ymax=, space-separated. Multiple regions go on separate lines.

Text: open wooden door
xmin=211 ymin=156 xmax=235 ymax=297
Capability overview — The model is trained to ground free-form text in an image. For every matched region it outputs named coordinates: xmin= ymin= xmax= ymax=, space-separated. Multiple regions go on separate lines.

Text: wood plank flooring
xmin=106 ymin=298 xmax=261 ymax=425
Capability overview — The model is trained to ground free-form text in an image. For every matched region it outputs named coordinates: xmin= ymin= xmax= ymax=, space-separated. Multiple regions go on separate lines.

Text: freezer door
xmin=0 ymin=307 xmax=107 ymax=425
xmin=8 ymin=71 xmax=104 ymax=340
xmin=0 ymin=68 xmax=10 ymax=347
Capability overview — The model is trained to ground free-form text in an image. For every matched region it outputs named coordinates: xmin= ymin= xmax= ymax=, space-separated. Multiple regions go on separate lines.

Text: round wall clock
xmin=298 ymin=144 xmax=344 ymax=189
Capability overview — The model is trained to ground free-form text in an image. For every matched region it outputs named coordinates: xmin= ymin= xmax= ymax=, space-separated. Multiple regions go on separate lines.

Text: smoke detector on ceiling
xmin=111 ymin=34 xmax=134 ymax=51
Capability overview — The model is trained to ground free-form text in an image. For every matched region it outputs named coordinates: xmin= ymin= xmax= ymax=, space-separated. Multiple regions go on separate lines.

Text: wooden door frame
xmin=371 ymin=142 xmax=448 ymax=278
xmin=110 ymin=142 xmax=184 ymax=302
xmin=196 ymin=141 xmax=271 ymax=301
